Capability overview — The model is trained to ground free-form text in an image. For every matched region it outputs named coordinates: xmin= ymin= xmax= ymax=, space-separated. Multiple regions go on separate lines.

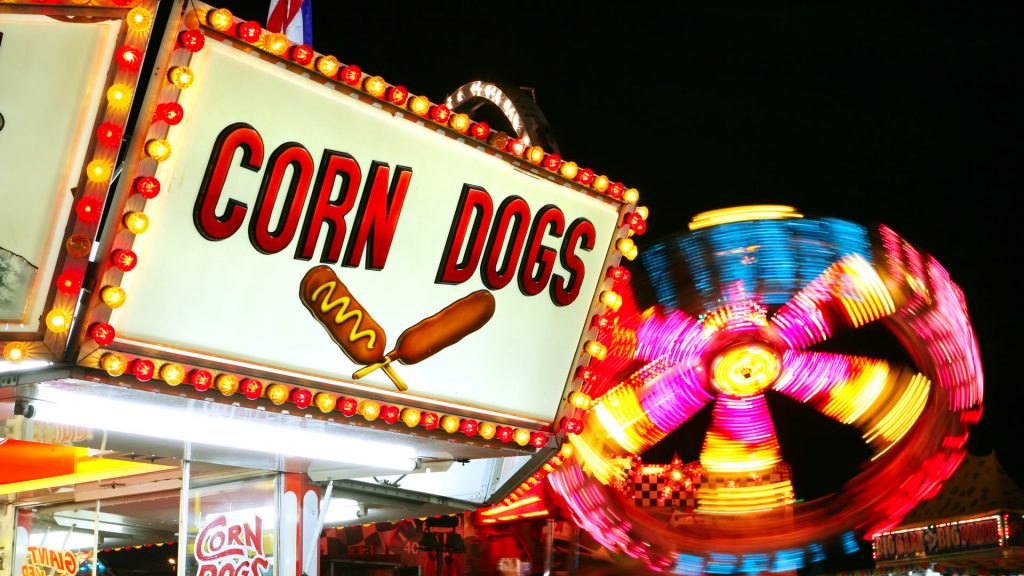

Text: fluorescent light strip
xmin=31 ymin=388 xmax=417 ymax=471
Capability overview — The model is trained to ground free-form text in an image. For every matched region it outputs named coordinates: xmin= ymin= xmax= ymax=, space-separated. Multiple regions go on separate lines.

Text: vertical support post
xmin=543 ymin=518 xmax=555 ymax=576
xmin=176 ymin=460 xmax=191 ymax=576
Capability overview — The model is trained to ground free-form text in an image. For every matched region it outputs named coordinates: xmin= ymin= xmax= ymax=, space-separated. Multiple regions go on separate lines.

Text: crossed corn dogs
xmin=299 ymin=266 xmax=496 ymax=391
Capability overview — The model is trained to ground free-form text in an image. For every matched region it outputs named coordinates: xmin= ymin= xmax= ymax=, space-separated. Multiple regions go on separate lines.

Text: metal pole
xmin=543 ymin=518 xmax=554 ymax=576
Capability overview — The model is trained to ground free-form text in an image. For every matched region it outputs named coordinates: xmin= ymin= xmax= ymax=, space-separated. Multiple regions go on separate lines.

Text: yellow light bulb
xmin=401 ymin=408 xmax=421 ymax=428
xmin=101 ymin=286 xmax=127 ymax=308
xmin=267 ymin=384 xmax=289 ymax=405
xmin=207 ymin=8 xmax=234 ymax=31
xmin=409 ymin=96 xmax=430 ymax=116
xmin=264 ymin=32 xmax=289 ymax=55
xmin=559 ymin=443 xmax=573 ymax=458
xmin=559 ymin=161 xmax=579 ymax=179
xmin=513 ymin=429 xmax=532 ymax=447
xmin=3 ymin=342 xmax=28 ymax=363
xmin=600 ymin=290 xmax=622 ymax=312
xmin=361 ymin=401 xmax=381 ymax=421
xmin=585 ymin=340 xmax=608 ymax=360
xmin=125 ymin=7 xmax=153 ymax=32
xmin=46 ymin=309 xmax=72 ymax=333
xmin=168 ymin=66 xmax=194 ymax=89
xmin=479 ymin=422 xmax=497 ymax=440
xmin=315 ymin=56 xmax=339 ymax=77
xmin=215 ymin=374 xmax=239 ymax=396
xmin=86 ymin=160 xmax=112 ymax=183
xmin=449 ymin=113 xmax=470 ymax=133
xmin=623 ymin=188 xmax=640 ymax=203
xmin=593 ymin=175 xmax=610 ymax=193
xmin=364 ymin=76 xmax=387 ymax=98
xmin=160 ymin=363 xmax=186 ymax=386
xmin=314 ymin=392 xmax=337 ymax=413
xmin=101 ymin=353 xmax=128 ymax=376
xmin=441 ymin=415 xmax=460 ymax=433
xmin=106 ymin=84 xmax=132 ymax=110
xmin=525 ymin=146 xmax=544 ymax=165
xmin=617 ymin=237 xmax=636 ymax=254
xmin=123 ymin=212 xmax=149 ymax=234
xmin=569 ymin=391 xmax=592 ymax=410
xmin=146 ymin=139 xmax=171 ymax=161
xmin=636 ymin=206 xmax=649 ymax=220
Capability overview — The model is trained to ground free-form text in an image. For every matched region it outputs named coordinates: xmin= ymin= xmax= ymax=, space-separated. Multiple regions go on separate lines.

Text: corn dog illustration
xmin=300 ymin=265 xmax=388 ymax=367
xmin=353 ymin=290 xmax=496 ymax=385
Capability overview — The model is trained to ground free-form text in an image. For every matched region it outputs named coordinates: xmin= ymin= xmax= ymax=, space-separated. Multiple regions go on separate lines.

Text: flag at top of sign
xmin=267 ymin=0 xmax=312 ymax=45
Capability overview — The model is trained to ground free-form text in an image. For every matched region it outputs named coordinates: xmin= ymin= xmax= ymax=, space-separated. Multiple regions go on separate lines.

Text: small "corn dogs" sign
xmin=84 ymin=11 xmax=632 ymax=426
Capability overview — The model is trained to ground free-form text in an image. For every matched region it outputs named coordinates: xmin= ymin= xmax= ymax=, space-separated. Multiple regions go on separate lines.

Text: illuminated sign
xmin=82 ymin=7 xmax=630 ymax=426
xmin=195 ymin=514 xmax=270 ymax=576
xmin=873 ymin=515 xmax=1003 ymax=562
xmin=0 ymin=2 xmax=158 ymax=364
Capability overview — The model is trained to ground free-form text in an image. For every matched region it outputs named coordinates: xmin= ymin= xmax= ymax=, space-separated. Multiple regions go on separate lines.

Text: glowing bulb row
xmin=47 ymin=4 xmax=157 ymax=338
xmin=95 ymin=353 xmax=548 ymax=446
xmin=502 ymin=443 xmax=575 ymax=504
xmin=198 ymin=7 xmax=640 ymax=208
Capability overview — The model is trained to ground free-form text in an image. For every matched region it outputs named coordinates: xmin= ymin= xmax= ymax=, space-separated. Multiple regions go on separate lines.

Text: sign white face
xmin=0 ymin=14 xmax=118 ymax=328
xmin=110 ymin=40 xmax=620 ymax=423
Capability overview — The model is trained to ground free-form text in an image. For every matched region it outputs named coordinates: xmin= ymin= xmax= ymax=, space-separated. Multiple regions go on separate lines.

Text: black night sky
xmin=191 ymin=0 xmax=1021 ymax=564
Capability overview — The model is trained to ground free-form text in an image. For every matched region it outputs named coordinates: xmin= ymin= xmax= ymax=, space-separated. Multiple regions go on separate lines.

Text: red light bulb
xmin=97 ymin=122 xmax=123 ymax=147
xmin=178 ymin=29 xmax=205 ymax=52
xmin=75 ymin=197 xmax=102 ymax=223
xmin=116 ymin=46 xmax=142 ymax=71
xmin=575 ymin=366 xmax=597 ymax=385
xmin=189 ymin=369 xmax=213 ymax=391
xmin=496 ymin=427 xmax=514 ymax=443
xmin=576 ymin=168 xmax=595 ymax=185
xmin=340 ymin=65 xmax=361 ymax=86
xmin=236 ymin=21 xmax=262 ymax=43
xmin=131 ymin=359 xmax=155 ymax=381
xmin=530 ymin=432 xmax=547 ymax=449
xmin=627 ymin=213 xmax=647 ymax=235
xmin=241 ymin=378 xmax=263 ymax=400
xmin=155 ymin=102 xmax=184 ymax=125
xmin=561 ymin=418 xmax=584 ymax=435
xmin=381 ymin=405 xmax=400 ymax=424
xmin=386 ymin=85 xmax=408 ymax=106
xmin=291 ymin=388 xmax=312 ymax=409
xmin=421 ymin=412 xmax=439 ymax=430
xmin=429 ymin=105 xmax=451 ymax=123
xmin=608 ymin=182 xmax=625 ymax=199
xmin=506 ymin=138 xmax=526 ymax=156
xmin=90 ymin=323 xmax=116 ymax=346
xmin=56 ymin=271 xmax=83 ymax=294
xmin=338 ymin=397 xmax=358 ymax=416
xmin=291 ymin=45 xmax=314 ymax=65
xmin=134 ymin=176 xmax=160 ymax=198
xmin=608 ymin=265 xmax=631 ymax=284
xmin=469 ymin=122 xmax=490 ymax=140
xmin=459 ymin=419 xmax=479 ymax=436
xmin=542 ymin=153 xmax=561 ymax=171
xmin=591 ymin=313 xmax=614 ymax=331
xmin=111 ymin=249 xmax=138 ymax=272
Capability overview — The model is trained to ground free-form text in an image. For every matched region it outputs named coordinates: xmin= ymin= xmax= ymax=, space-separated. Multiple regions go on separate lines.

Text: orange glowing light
xmin=206 ymin=8 xmax=234 ymax=31
xmin=409 ymin=95 xmax=430 ymax=116
xmin=267 ymin=384 xmax=289 ymax=405
xmin=146 ymin=139 xmax=171 ymax=161
xmin=106 ymin=84 xmax=132 ymax=110
xmin=101 ymin=353 xmax=128 ymax=377
xmin=3 ymin=342 xmax=28 ymax=363
xmin=314 ymin=392 xmax=337 ymax=413
xmin=86 ymin=160 xmax=112 ymax=183
xmin=264 ymin=33 xmax=289 ymax=55
xmin=101 ymin=286 xmax=127 ymax=308
xmin=45 ymin=309 xmax=72 ymax=333
xmin=168 ymin=66 xmax=194 ymax=89
xmin=401 ymin=408 xmax=421 ymax=427
xmin=215 ymin=374 xmax=239 ymax=396
xmin=125 ymin=7 xmax=152 ymax=32
xmin=123 ymin=212 xmax=149 ymax=235
xmin=160 ymin=364 xmax=186 ymax=386
xmin=363 ymin=75 xmax=387 ymax=98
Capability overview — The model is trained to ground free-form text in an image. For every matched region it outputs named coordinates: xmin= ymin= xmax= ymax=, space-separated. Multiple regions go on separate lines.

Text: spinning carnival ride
xmin=548 ymin=206 xmax=983 ymax=573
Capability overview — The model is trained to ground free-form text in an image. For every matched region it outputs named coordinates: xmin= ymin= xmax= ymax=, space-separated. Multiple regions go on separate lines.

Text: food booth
xmin=0 ymin=2 xmax=644 ymax=574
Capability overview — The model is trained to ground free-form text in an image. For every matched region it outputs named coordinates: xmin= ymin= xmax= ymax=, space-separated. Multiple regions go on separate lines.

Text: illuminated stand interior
xmin=542 ymin=206 xmax=983 ymax=573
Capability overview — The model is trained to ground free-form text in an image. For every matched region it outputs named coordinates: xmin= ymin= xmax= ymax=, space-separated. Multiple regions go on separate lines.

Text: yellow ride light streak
xmin=701 ymin=430 xmax=784 ymax=474
xmin=689 ymin=205 xmax=803 ymax=231
xmin=712 ymin=344 xmax=780 ymax=397
xmin=481 ymin=496 xmax=541 ymax=516
xmin=697 ymin=481 xmax=796 ymax=513
xmin=568 ymin=433 xmax=623 ymax=485
xmin=867 ymin=373 xmax=931 ymax=460
xmin=822 ymin=358 xmax=889 ymax=424
xmin=832 ymin=255 xmax=897 ymax=327
xmin=592 ymin=385 xmax=665 ymax=455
